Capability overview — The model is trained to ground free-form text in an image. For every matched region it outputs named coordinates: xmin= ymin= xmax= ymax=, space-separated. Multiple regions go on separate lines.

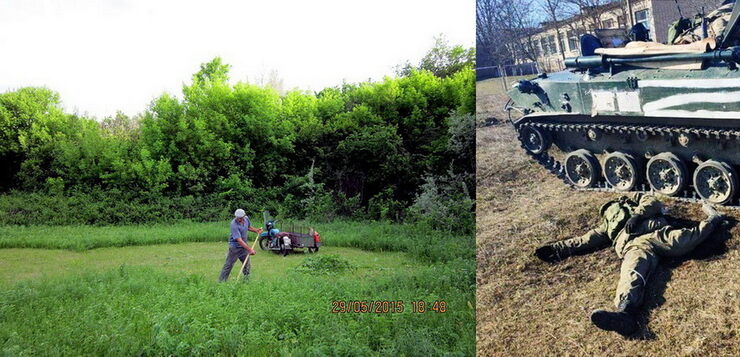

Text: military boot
xmin=534 ymin=244 xmax=562 ymax=263
xmin=590 ymin=301 xmax=638 ymax=336
xmin=702 ymin=203 xmax=726 ymax=226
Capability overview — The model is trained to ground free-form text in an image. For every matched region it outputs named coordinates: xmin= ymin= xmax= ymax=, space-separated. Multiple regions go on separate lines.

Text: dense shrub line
xmin=0 ymin=41 xmax=475 ymax=228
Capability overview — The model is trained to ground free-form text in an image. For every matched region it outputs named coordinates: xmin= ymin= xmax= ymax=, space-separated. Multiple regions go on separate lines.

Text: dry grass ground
xmin=475 ymin=76 xmax=526 ymax=126
xmin=475 ymin=80 xmax=740 ymax=355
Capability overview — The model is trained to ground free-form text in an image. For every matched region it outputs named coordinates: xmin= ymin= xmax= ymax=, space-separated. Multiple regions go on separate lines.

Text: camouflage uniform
xmin=537 ymin=194 xmax=724 ymax=334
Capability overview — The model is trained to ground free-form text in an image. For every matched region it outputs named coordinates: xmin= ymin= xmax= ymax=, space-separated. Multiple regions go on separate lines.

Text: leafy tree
xmin=397 ymin=36 xmax=475 ymax=78
xmin=0 ymin=40 xmax=475 ymax=225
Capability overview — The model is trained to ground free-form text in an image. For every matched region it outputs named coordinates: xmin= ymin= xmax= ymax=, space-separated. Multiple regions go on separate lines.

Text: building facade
xmin=527 ymin=0 xmax=725 ymax=72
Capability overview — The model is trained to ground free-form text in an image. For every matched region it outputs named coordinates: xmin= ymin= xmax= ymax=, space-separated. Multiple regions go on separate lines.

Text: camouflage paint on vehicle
xmin=506 ymin=1 xmax=740 ymax=206
xmin=507 ymin=67 xmax=740 ymax=119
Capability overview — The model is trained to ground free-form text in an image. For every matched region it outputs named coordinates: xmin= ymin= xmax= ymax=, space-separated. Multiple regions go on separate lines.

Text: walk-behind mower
xmin=258 ymin=211 xmax=321 ymax=256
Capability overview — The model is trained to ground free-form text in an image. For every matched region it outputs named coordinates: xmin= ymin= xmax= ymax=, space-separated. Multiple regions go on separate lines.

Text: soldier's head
xmin=629 ymin=23 xmax=649 ymax=42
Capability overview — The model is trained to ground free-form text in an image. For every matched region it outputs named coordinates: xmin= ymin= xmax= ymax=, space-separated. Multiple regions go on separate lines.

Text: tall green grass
xmin=314 ymin=221 xmax=474 ymax=263
xmin=0 ymin=264 xmax=474 ymax=356
xmin=0 ymin=220 xmax=475 ymax=355
xmin=0 ymin=222 xmax=225 ymax=250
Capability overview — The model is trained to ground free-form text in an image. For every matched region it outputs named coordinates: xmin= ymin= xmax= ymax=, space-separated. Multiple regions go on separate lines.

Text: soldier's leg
xmin=613 ymin=238 xmax=659 ymax=310
xmin=591 ymin=237 xmax=657 ymax=335
xmin=218 ymin=247 xmax=240 ymax=282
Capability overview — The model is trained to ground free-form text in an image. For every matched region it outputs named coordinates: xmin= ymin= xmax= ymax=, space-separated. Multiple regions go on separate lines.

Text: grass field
xmin=0 ymin=221 xmax=466 ymax=262
xmin=0 ymin=221 xmax=475 ymax=355
xmin=476 ymin=119 xmax=740 ymax=354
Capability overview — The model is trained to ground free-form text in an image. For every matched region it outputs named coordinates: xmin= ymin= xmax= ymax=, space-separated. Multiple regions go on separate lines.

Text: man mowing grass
xmin=218 ymin=209 xmax=263 ymax=282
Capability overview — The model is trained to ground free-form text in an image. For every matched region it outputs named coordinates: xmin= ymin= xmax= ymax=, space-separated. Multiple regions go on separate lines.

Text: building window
xmin=540 ymin=38 xmax=549 ymax=55
xmin=635 ymin=9 xmax=650 ymax=29
xmin=530 ymin=39 xmax=540 ymax=57
xmin=617 ymin=15 xmax=626 ymax=28
xmin=568 ymin=30 xmax=579 ymax=51
xmin=548 ymin=35 xmax=557 ymax=55
xmin=602 ymin=19 xmax=615 ymax=29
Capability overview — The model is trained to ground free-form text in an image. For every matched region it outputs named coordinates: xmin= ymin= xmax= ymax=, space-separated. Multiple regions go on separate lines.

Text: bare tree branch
xmin=477 ymin=0 xmax=541 ymax=67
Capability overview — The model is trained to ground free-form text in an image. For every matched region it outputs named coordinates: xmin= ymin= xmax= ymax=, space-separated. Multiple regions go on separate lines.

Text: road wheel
xmin=603 ymin=152 xmax=641 ymax=191
xmin=693 ymin=160 xmax=737 ymax=205
xmin=646 ymin=153 xmax=687 ymax=196
xmin=519 ymin=126 xmax=551 ymax=154
xmin=565 ymin=149 xmax=600 ymax=188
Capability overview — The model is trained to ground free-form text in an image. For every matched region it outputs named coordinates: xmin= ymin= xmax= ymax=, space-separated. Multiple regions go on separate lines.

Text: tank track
xmin=515 ymin=120 xmax=740 ymax=208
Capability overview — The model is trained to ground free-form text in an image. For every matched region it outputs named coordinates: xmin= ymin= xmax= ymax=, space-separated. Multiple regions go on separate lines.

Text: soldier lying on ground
xmin=534 ymin=194 xmax=727 ymax=336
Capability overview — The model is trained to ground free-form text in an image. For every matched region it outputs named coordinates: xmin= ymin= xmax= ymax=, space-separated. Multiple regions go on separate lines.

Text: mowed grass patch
xmin=0 ymin=246 xmax=473 ymax=355
xmin=476 ymin=124 xmax=740 ymax=355
xmin=0 ymin=244 xmax=412 ymax=286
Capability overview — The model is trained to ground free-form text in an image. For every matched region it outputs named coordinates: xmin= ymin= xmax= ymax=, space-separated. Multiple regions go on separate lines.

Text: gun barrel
xmin=564 ymin=47 xmax=740 ymax=69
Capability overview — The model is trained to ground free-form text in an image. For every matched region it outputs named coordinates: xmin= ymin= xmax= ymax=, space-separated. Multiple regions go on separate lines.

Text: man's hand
xmin=625 ymin=216 xmax=641 ymax=234
xmin=236 ymin=238 xmax=253 ymax=252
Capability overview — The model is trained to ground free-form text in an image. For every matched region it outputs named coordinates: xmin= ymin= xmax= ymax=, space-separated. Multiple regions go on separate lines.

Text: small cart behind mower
xmin=258 ymin=211 xmax=321 ymax=256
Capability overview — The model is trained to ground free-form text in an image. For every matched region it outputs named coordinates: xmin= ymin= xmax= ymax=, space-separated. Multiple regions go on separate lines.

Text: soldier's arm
xmin=536 ymin=227 xmax=610 ymax=263
xmin=632 ymin=194 xmax=663 ymax=218
xmin=553 ymin=228 xmax=610 ymax=254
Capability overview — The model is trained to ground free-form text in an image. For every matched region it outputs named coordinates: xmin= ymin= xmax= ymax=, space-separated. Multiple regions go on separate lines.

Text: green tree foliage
xmin=0 ymin=44 xmax=474 ymax=225
xmin=397 ymin=36 xmax=476 ymax=78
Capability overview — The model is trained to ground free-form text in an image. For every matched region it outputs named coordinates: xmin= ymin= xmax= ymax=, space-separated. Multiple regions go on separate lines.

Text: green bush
xmin=408 ymin=173 xmax=475 ymax=234
xmin=0 ymin=190 xmax=240 ymax=226
xmin=367 ymin=188 xmax=405 ymax=222
xmin=0 ymin=41 xmax=475 ymax=228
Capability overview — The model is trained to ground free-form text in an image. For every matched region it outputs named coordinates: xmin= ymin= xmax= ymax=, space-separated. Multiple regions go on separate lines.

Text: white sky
xmin=0 ymin=0 xmax=473 ymax=119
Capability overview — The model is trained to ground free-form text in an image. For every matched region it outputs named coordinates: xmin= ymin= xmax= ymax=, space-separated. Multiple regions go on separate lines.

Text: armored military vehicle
xmin=506 ymin=1 xmax=740 ymax=205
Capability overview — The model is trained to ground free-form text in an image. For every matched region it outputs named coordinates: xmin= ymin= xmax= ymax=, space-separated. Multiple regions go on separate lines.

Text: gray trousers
xmin=218 ymin=246 xmax=251 ymax=281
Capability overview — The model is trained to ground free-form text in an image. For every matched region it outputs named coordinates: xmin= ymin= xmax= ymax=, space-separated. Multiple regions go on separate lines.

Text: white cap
xmin=234 ymin=209 xmax=246 ymax=218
